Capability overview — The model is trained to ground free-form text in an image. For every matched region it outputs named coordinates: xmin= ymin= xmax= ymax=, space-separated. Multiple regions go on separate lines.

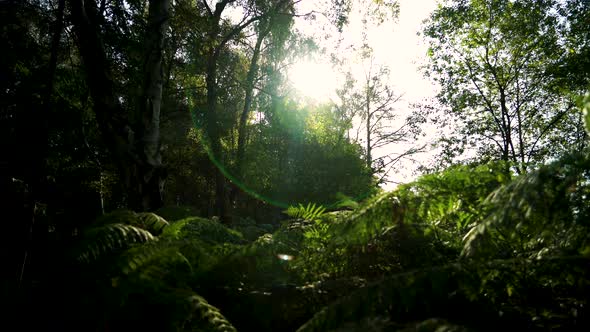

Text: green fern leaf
xmin=461 ymin=152 xmax=590 ymax=259
xmin=136 ymin=212 xmax=169 ymax=235
xmin=161 ymin=218 xmax=192 ymax=239
xmin=284 ymin=203 xmax=326 ymax=221
xmin=77 ymin=223 xmax=156 ymax=264
xmin=331 ymin=192 xmax=403 ymax=245
xmin=119 ymin=240 xmax=192 ymax=276
xmin=91 ymin=210 xmax=169 ymax=235
xmin=297 ymin=257 xmax=590 ymax=332
xmin=185 ymin=294 xmax=238 ymax=332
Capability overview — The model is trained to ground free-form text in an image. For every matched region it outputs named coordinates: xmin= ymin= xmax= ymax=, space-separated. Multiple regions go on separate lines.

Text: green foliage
xmin=156 ymin=205 xmax=202 ymax=222
xmin=231 ymin=217 xmax=275 ymax=242
xmin=463 ymin=152 xmax=590 ymax=259
xmin=168 ymin=217 xmax=245 ymax=245
xmin=71 ymin=210 xmax=245 ymax=331
xmin=288 ymin=189 xmax=454 ymax=280
xmin=239 ymin=101 xmax=376 ymax=207
xmin=422 ymin=0 xmax=587 ymax=170
xmin=581 ymin=92 xmax=590 ymax=136
xmin=76 ymin=223 xmax=156 ymax=264
xmin=330 ymin=192 xmax=399 ymax=245
xmin=284 ymin=203 xmax=327 ymax=221
xmin=333 ymin=192 xmax=360 ymax=210
xmin=8 ymin=1 xmax=590 ymax=331
xmin=297 ymin=256 xmax=590 ymax=332
xmin=45 ymin=150 xmax=590 ymax=331
xmin=395 ymin=161 xmax=510 ymax=248
xmin=185 ymin=294 xmax=238 ymax=332
xmin=136 ymin=212 xmax=169 ymax=235
xmin=92 ymin=210 xmax=169 ymax=235
xmin=292 ymin=151 xmax=590 ymax=330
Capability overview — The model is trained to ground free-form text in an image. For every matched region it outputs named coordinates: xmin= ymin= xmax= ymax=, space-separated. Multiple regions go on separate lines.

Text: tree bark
xmin=135 ymin=0 xmax=170 ymax=210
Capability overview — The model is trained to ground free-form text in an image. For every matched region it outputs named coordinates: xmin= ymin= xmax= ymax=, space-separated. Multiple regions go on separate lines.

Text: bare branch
xmin=203 ymin=0 xmax=213 ymax=16
xmin=375 ymin=145 xmax=427 ymax=183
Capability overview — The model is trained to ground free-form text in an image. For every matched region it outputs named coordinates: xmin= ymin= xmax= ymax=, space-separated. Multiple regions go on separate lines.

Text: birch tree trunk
xmin=135 ymin=0 xmax=170 ymax=210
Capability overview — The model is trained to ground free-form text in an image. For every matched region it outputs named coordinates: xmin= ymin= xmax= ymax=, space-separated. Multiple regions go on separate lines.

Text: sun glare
xmin=289 ymin=60 xmax=338 ymax=102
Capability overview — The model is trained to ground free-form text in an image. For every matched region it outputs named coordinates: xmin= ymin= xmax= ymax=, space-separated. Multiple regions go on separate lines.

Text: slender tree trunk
xmin=204 ymin=0 xmax=288 ymax=221
xmin=499 ymin=92 xmax=510 ymax=162
xmin=203 ymin=2 xmax=232 ymax=222
xmin=135 ymin=0 xmax=170 ymax=210
xmin=236 ymin=26 xmax=270 ymax=176
xmin=205 ymin=52 xmax=227 ymax=220
xmin=500 ymin=89 xmax=521 ymax=174
xmin=516 ymin=105 xmax=525 ymax=172
xmin=47 ymin=0 xmax=65 ymax=101
xmin=230 ymin=26 xmax=269 ymax=211
xmin=366 ymin=79 xmax=372 ymax=171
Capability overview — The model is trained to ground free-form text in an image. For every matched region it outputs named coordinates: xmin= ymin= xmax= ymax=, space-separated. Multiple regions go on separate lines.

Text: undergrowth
xmin=58 ymin=151 xmax=590 ymax=331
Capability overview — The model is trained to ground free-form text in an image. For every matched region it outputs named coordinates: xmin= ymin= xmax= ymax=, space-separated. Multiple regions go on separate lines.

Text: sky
xmin=289 ymin=0 xmax=440 ymax=189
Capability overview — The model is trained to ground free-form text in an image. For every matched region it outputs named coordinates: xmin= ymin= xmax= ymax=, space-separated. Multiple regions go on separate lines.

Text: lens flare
xmin=277 ymin=254 xmax=294 ymax=261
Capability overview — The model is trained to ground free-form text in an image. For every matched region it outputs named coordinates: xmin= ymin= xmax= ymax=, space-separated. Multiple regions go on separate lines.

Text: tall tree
xmin=200 ymin=0 xmax=295 ymax=220
xmin=423 ymin=0 xmax=587 ymax=173
xmin=70 ymin=0 xmax=170 ymax=211
xmin=235 ymin=24 xmax=271 ymax=176
xmin=336 ymin=54 xmax=424 ymax=184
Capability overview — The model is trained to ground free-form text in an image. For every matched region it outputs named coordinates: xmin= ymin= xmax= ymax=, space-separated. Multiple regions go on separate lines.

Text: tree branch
xmin=526 ymin=103 xmax=575 ymax=163
xmin=203 ymin=0 xmax=213 ymax=16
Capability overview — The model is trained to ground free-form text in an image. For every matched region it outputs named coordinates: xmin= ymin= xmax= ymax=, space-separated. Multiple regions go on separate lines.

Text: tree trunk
xmin=70 ymin=0 xmax=169 ymax=211
xmin=203 ymin=2 xmax=231 ymax=221
xmin=205 ymin=52 xmax=227 ymax=220
xmin=135 ymin=0 xmax=170 ymax=210
xmin=236 ymin=25 xmax=270 ymax=176
xmin=366 ymin=78 xmax=372 ymax=171
xmin=204 ymin=0 xmax=289 ymax=221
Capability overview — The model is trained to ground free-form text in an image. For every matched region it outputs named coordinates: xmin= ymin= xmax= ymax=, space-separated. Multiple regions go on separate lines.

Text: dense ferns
xmin=59 ymin=149 xmax=590 ymax=331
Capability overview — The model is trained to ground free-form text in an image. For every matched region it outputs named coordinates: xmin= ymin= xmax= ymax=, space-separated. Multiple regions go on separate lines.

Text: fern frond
xmin=118 ymin=240 xmax=191 ymax=277
xmin=161 ymin=218 xmax=191 ymax=239
xmin=92 ymin=210 xmax=170 ymax=235
xmin=284 ymin=203 xmax=326 ymax=221
xmin=333 ymin=192 xmax=360 ymax=210
xmin=331 ymin=192 xmax=402 ymax=245
xmin=462 ymin=152 xmax=590 ymax=259
xmin=296 ymin=265 xmax=462 ymax=332
xmin=297 ymin=256 xmax=590 ymax=332
xmin=77 ymin=223 xmax=156 ymax=264
xmin=135 ymin=212 xmax=169 ymax=235
xmin=184 ymin=294 xmax=238 ymax=332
